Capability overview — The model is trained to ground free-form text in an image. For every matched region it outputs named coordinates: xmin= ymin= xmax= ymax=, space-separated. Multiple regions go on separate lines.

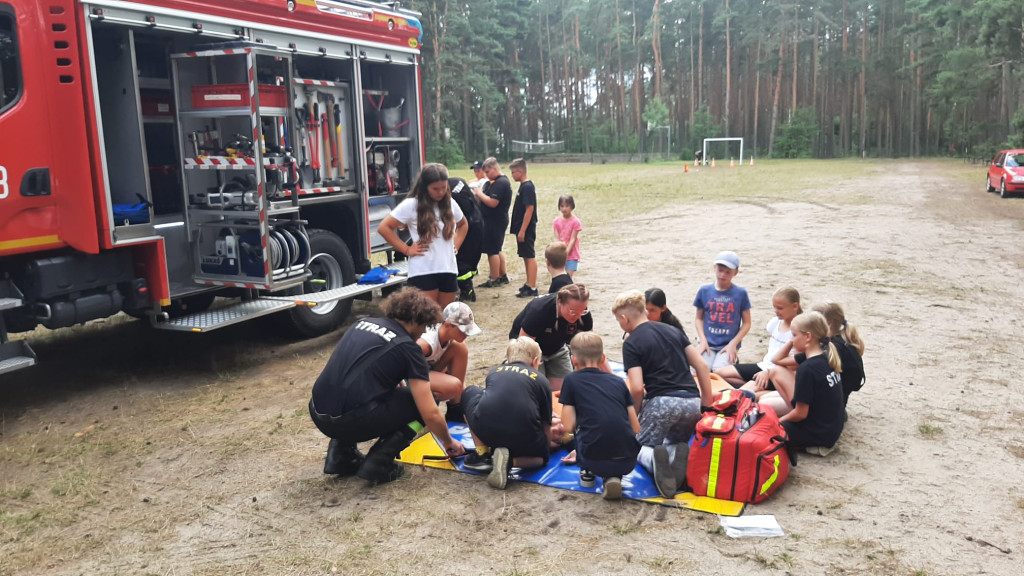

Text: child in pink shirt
xmin=552 ymin=194 xmax=582 ymax=277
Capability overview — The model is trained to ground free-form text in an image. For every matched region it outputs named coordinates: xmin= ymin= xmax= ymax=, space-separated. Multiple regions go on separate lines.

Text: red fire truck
xmin=0 ymin=0 xmax=427 ymax=375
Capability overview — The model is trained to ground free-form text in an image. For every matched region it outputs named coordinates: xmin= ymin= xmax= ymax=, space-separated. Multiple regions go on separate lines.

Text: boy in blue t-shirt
xmin=560 ymin=332 xmax=640 ymax=500
xmin=693 ymin=251 xmax=752 ymax=372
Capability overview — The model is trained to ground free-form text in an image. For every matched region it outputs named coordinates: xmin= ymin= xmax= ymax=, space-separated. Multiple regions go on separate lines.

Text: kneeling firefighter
xmin=309 ymin=288 xmax=466 ymax=483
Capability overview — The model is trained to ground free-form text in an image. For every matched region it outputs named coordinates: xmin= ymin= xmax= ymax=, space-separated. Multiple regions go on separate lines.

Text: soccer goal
xmin=702 ymin=137 xmax=744 ymax=165
xmin=510 ymin=140 xmax=565 ymax=155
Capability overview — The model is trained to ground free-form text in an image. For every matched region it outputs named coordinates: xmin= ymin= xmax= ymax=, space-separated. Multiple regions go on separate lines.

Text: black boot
xmin=444 ymin=401 xmax=465 ymax=423
xmin=323 ymin=438 xmax=364 ymax=476
xmin=356 ymin=428 xmax=415 ymax=484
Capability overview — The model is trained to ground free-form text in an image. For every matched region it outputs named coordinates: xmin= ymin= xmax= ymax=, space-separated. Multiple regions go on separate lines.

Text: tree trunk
xmin=724 ymin=0 xmax=731 ymax=134
xmin=859 ymin=11 xmax=868 ymax=157
xmin=768 ymin=28 xmax=785 ymax=157
xmin=652 ymin=0 xmax=663 ymax=98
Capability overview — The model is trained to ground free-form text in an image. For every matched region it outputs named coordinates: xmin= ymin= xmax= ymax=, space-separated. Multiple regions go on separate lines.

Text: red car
xmin=986 ymin=150 xmax=1024 ymax=198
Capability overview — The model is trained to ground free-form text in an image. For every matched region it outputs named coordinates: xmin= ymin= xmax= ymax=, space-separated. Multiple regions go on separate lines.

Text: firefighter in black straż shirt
xmin=309 ymin=288 xmax=466 ymax=484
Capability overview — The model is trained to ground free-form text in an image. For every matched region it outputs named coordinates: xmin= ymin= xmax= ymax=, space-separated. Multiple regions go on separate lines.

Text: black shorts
xmin=516 ymin=228 xmax=536 ymax=259
xmin=462 ymin=386 xmax=550 ymax=463
xmin=734 ymin=363 xmax=776 ymax=390
xmin=481 ymin=219 xmax=507 ymax=255
xmin=407 ymin=272 xmax=458 ymax=293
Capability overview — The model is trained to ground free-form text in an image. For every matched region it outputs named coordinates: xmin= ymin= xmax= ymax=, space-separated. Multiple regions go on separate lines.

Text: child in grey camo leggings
xmin=615 ymin=290 xmax=712 ymax=498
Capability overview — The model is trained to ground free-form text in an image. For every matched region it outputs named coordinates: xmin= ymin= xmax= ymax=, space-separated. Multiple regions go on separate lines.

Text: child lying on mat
xmin=460 ymin=337 xmax=554 ymax=490
xmin=558 ymin=333 xmax=640 ymax=500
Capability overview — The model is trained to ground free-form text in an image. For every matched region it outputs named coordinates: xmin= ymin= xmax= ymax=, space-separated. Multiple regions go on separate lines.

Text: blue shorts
xmin=407 ymin=272 xmax=458 ymax=293
xmin=566 ymin=259 xmax=579 ymax=272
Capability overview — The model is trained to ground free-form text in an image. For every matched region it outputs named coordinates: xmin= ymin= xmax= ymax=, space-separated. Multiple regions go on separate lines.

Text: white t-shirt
xmin=468 ymin=177 xmax=488 ymax=191
xmin=389 ymin=198 xmax=464 ymax=276
xmin=419 ymin=324 xmax=448 ymax=366
xmin=758 ymin=316 xmax=794 ymax=368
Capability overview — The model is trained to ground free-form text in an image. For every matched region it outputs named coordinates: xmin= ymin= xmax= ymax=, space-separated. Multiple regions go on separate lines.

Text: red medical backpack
xmin=686 ymin=389 xmax=790 ymax=504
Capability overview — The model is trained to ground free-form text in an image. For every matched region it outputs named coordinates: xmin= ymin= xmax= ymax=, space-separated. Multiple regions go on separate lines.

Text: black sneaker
xmin=479 ymin=278 xmax=501 ymax=288
xmin=460 ymin=289 xmax=476 ymax=302
xmin=652 ymin=445 xmax=676 ymax=498
xmin=602 ymin=476 xmax=623 ymax=500
xmin=498 ymin=274 xmax=511 ymax=285
xmin=515 ymin=285 xmax=539 ymax=298
xmin=487 ymin=447 xmax=510 ymax=489
xmin=579 ymin=469 xmax=596 ymax=488
xmin=463 ymin=450 xmax=493 ymax=472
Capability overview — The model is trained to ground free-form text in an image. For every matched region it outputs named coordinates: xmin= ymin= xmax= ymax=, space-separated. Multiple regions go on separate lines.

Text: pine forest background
xmin=409 ymin=0 xmax=1024 ymax=164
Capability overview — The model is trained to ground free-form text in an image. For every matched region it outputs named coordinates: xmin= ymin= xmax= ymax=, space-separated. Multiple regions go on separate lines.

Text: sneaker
xmin=579 ymin=469 xmax=596 ymax=488
xmin=602 ymin=476 xmax=623 ymax=500
xmin=806 ymin=445 xmax=835 ymax=457
xmin=516 ymin=285 xmax=539 ymax=298
xmin=487 ymin=447 xmax=510 ymax=489
xmin=463 ymin=450 xmax=493 ymax=472
xmin=670 ymin=442 xmax=689 ymax=491
xmin=478 ymin=278 xmax=501 ymax=288
xmin=652 ymin=445 xmax=676 ymax=499
xmin=498 ymin=274 xmax=510 ymax=285
xmin=460 ymin=289 xmax=476 ymax=302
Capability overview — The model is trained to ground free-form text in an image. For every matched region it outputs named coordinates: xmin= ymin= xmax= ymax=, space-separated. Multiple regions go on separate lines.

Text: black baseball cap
xmin=470 ymin=160 xmax=483 ymax=170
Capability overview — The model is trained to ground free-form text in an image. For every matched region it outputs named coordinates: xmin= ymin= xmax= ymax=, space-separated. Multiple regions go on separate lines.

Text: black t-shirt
xmin=449 ymin=177 xmax=483 ymax=228
xmin=310 ymin=317 xmax=428 ymax=416
xmin=559 ymin=368 xmax=640 ymax=461
xmin=831 ymin=336 xmax=864 ymax=398
xmin=480 ymin=175 xmax=512 ymax=224
xmin=509 ymin=293 xmax=594 ymax=356
xmin=791 ymin=354 xmax=845 ymax=445
xmin=622 ymin=321 xmax=697 ymax=399
xmin=548 ymin=273 xmax=573 ymax=294
xmin=510 ymin=180 xmax=537 ymax=234
xmin=470 ymin=361 xmax=552 ymax=441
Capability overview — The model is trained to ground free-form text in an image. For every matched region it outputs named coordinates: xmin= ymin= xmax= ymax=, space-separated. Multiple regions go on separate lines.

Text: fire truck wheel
xmin=282 ymin=229 xmax=355 ymax=337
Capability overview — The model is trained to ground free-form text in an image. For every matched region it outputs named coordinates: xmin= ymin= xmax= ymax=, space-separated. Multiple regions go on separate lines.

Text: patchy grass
xmin=918 ymin=423 xmax=944 ymax=437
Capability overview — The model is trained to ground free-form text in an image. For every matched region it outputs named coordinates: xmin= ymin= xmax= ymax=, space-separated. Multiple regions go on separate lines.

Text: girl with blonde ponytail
xmin=812 ymin=302 xmax=865 ymax=406
xmin=759 ymin=311 xmax=846 ymax=457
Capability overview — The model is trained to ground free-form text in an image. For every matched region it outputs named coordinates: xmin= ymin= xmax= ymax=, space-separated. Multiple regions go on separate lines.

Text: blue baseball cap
xmin=714 ymin=251 xmax=740 ymax=270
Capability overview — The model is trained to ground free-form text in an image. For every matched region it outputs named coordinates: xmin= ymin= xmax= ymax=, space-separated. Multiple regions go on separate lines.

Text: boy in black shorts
xmin=472 ymin=157 xmax=512 ymax=288
xmin=509 ymin=158 xmax=538 ymax=298
xmin=461 ymin=337 xmax=553 ymax=490
xmin=560 ymin=333 xmax=641 ymax=500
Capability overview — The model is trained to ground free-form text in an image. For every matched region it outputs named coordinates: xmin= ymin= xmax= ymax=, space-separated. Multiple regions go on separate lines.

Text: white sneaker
xmin=805 ymin=445 xmax=835 ymax=457
xmin=602 ymin=476 xmax=623 ymax=500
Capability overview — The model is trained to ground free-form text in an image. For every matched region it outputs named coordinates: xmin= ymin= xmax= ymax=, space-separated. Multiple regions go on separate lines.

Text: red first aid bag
xmin=686 ymin=391 xmax=790 ymax=504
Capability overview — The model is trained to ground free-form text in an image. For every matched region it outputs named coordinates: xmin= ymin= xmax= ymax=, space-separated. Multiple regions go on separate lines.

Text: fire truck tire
xmin=282 ymin=229 xmax=355 ymax=337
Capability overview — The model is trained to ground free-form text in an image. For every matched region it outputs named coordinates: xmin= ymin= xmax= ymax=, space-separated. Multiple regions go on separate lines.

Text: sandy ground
xmin=1 ymin=160 xmax=1023 ymax=576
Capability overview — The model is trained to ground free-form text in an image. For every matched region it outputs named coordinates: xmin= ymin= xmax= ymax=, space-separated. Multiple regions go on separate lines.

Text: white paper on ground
xmin=718 ymin=514 xmax=785 ymax=538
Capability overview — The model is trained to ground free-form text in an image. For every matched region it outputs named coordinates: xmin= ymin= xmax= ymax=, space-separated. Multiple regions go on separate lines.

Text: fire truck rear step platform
xmin=154 ymin=261 xmax=409 ymax=333
xmin=0 ymin=341 xmax=38 ymax=376
xmin=0 ymin=282 xmax=37 ymax=375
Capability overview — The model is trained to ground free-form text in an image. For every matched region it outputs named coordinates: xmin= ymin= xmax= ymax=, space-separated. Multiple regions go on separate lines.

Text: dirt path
xmin=1 ymin=160 xmax=1023 ymax=576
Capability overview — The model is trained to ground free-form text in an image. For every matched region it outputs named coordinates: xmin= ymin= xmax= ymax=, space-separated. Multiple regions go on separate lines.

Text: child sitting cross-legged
xmin=461 ymin=337 xmax=554 ymax=490
xmin=559 ymin=332 xmax=641 ymax=500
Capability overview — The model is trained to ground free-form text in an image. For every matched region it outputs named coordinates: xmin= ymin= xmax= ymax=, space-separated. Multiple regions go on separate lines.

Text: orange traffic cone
xmin=711 ymin=158 xmax=716 ymax=168
xmin=684 ymin=163 xmax=689 ymax=173
xmin=730 ymin=158 xmax=735 ymax=168
xmin=749 ymin=156 xmax=755 ymax=166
